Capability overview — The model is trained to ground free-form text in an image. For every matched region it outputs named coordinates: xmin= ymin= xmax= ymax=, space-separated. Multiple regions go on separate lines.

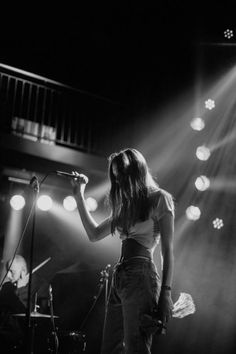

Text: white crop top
xmin=118 ymin=189 xmax=174 ymax=253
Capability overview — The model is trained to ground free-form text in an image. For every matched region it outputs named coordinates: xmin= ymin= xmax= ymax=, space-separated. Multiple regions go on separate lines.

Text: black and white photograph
xmin=0 ymin=3 xmax=236 ymax=353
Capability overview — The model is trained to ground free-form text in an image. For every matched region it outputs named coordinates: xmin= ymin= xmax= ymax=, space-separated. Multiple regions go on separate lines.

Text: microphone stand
xmin=101 ymin=265 xmax=111 ymax=344
xmin=77 ymin=264 xmax=111 ymax=352
xmin=25 ymin=176 xmax=39 ymax=354
xmin=48 ymin=284 xmax=59 ymax=354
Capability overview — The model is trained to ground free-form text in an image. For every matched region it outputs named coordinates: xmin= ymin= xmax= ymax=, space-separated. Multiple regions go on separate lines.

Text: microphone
xmin=56 ymin=171 xmax=89 ymax=183
xmin=100 ymin=264 xmax=111 ymax=280
xmin=29 ymin=176 xmax=39 ymax=192
xmin=105 ymin=264 xmax=111 ymax=272
xmin=49 ymin=284 xmax=53 ymax=301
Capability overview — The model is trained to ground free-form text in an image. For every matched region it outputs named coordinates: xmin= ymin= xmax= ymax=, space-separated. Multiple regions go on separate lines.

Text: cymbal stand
xmin=33 ymin=292 xmax=40 ymax=313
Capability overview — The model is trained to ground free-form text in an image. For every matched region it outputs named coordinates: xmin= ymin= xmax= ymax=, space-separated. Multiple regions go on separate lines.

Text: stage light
xmin=212 ymin=218 xmax=224 ymax=229
xmin=186 ymin=205 xmax=201 ymax=221
xmin=190 ymin=117 xmax=205 ymax=131
xmin=86 ymin=197 xmax=98 ymax=212
xmin=63 ymin=196 xmax=77 ymax=211
xmin=37 ymin=195 xmax=53 ymax=211
xmin=205 ymin=99 xmax=215 ymax=110
xmin=196 ymin=145 xmax=211 ymax=161
xmin=195 ymin=175 xmax=210 ymax=191
xmin=224 ymin=29 xmax=233 ymax=39
xmin=10 ymin=195 xmax=25 ymax=211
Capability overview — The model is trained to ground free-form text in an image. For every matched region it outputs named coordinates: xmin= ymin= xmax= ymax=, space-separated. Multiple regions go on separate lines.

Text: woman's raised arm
xmin=72 ymin=172 xmax=112 ymax=242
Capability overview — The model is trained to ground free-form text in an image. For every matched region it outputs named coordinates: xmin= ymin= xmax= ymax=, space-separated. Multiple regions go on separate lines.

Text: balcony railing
xmin=0 ymin=63 xmax=123 ymax=156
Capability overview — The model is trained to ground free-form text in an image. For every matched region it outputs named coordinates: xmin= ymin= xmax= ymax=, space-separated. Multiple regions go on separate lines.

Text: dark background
xmin=1 ymin=3 xmax=235 ymax=112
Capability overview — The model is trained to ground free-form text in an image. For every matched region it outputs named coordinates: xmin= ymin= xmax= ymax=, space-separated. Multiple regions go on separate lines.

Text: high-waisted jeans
xmin=101 ymin=258 xmax=161 ymax=354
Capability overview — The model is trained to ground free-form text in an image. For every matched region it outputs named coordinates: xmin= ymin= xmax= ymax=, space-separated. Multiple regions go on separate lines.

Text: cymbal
xmin=57 ymin=261 xmax=99 ymax=274
xmin=13 ymin=311 xmax=59 ymax=318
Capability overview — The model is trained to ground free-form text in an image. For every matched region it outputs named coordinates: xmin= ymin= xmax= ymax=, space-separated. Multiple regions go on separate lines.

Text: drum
xmin=12 ymin=312 xmax=58 ymax=353
xmin=58 ymin=330 xmax=86 ymax=354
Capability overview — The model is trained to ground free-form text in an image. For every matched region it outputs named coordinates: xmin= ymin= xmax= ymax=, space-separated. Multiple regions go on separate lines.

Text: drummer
xmin=0 ymin=255 xmax=28 ymax=350
xmin=6 ymin=255 xmax=29 ymax=288
xmin=1 ymin=254 xmax=50 ymax=309
xmin=0 ymin=255 xmax=55 ymax=352
xmin=1 ymin=255 xmax=28 ymax=310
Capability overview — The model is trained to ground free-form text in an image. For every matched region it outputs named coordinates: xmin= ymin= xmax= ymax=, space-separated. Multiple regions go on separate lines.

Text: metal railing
xmin=0 ymin=63 xmax=122 ymax=155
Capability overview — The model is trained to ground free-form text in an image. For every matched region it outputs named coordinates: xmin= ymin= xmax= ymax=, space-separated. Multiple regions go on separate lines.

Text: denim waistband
xmin=114 ymin=256 xmax=153 ymax=270
xmin=119 ymin=256 xmax=152 ymax=263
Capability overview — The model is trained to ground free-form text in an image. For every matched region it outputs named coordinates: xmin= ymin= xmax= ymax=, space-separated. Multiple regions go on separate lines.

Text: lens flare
xmin=86 ymin=197 xmax=98 ymax=212
xmin=63 ymin=196 xmax=77 ymax=211
xmin=212 ymin=218 xmax=224 ymax=229
xmin=196 ymin=145 xmax=211 ymax=161
xmin=10 ymin=195 xmax=25 ymax=211
xmin=186 ymin=205 xmax=201 ymax=221
xmin=205 ymin=99 xmax=215 ymax=110
xmin=195 ymin=176 xmax=210 ymax=191
xmin=37 ymin=195 xmax=53 ymax=211
xmin=190 ymin=117 xmax=205 ymax=131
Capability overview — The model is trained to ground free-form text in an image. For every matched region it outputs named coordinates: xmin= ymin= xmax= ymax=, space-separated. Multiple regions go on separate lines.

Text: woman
xmin=72 ymin=148 xmax=174 ymax=354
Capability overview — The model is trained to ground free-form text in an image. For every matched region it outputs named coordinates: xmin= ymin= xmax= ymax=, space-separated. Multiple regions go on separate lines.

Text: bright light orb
xmin=186 ymin=205 xmax=201 ymax=221
xmin=63 ymin=196 xmax=77 ymax=211
xmin=224 ymin=29 xmax=233 ymax=39
xmin=196 ymin=145 xmax=211 ymax=161
xmin=190 ymin=117 xmax=205 ymax=131
xmin=212 ymin=218 xmax=224 ymax=229
xmin=86 ymin=197 xmax=98 ymax=212
xmin=195 ymin=175 xmax=210 ymax=191
xmin=37 ymin=195 xmax=53 ymax=211
xmin=205 ymin=99 xmax=215 ymax=110
xmin=10 ymin=195 xmax=25 ymax=210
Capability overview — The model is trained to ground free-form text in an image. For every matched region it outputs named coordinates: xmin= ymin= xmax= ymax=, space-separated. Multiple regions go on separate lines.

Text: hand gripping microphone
xmin=56 ymin=171 xmax=89 ymax=183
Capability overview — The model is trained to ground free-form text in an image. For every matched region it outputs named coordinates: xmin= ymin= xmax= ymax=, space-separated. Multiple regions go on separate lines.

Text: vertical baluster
xmin=47 ymin=89 xmax=54 ymax=128
xmin=26 ymin=83 xmax=33 ymax=121
xmin=0 ymin=73 xmax=2 ymax=92
xmin=19 ymin=80 xmax=25 ymax=118
xmin=41 ymin=86 xmax=47 ymax=126
xmin=60 ymin=92 xmax=66 ymax=144
xmin=12 ymin=79 xmax=18 ymax=119
xmin=66 ymin=94 xmax=72 ymax=145
xmin=33 ymin=86 xmax=39 ymax=123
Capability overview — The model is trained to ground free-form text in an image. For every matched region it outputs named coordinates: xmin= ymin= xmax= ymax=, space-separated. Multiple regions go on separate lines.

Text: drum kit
xmin=0 ymin=257 xmax=86 ymax=353
xmin=8 ymin=258 xmax=110 ymax=353
xmin=13 ymin=311 xmax=58 ymax=319
xmin=12 ymin=311 xmax=86 ymax=354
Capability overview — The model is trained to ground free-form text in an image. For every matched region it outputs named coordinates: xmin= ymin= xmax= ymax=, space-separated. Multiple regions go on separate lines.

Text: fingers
xmin=72 ymin=171 xmax=80 ymax=178
xmin=79 ymin=174 xmax=89 ymax=184
xmin=71 ymin=172 xmax=89 ymax=196
xmin=71 ymin=172 xmax=89 ymax=184
xmin=160 ymin=307 xmax=173 ymax=324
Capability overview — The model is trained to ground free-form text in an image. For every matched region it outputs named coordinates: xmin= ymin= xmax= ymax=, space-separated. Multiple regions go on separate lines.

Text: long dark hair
xmin=108 ymin=148 xmax=159 ymax=234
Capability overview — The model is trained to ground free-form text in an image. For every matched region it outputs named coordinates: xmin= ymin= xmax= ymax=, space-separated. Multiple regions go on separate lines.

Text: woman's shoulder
xmin=149 ymin=187 xmax=173 ymax=201
xmin=149 ymin=188 xmax=175 ymax=217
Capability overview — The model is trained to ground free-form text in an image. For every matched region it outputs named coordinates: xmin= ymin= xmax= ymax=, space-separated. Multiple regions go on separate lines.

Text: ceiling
xmin=1 ymin=3 xmax=235 ymax=112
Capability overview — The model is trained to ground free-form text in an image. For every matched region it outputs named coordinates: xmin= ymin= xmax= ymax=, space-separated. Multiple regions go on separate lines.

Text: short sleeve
xmin=154 ymin=190 xmax=175 ymax=220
